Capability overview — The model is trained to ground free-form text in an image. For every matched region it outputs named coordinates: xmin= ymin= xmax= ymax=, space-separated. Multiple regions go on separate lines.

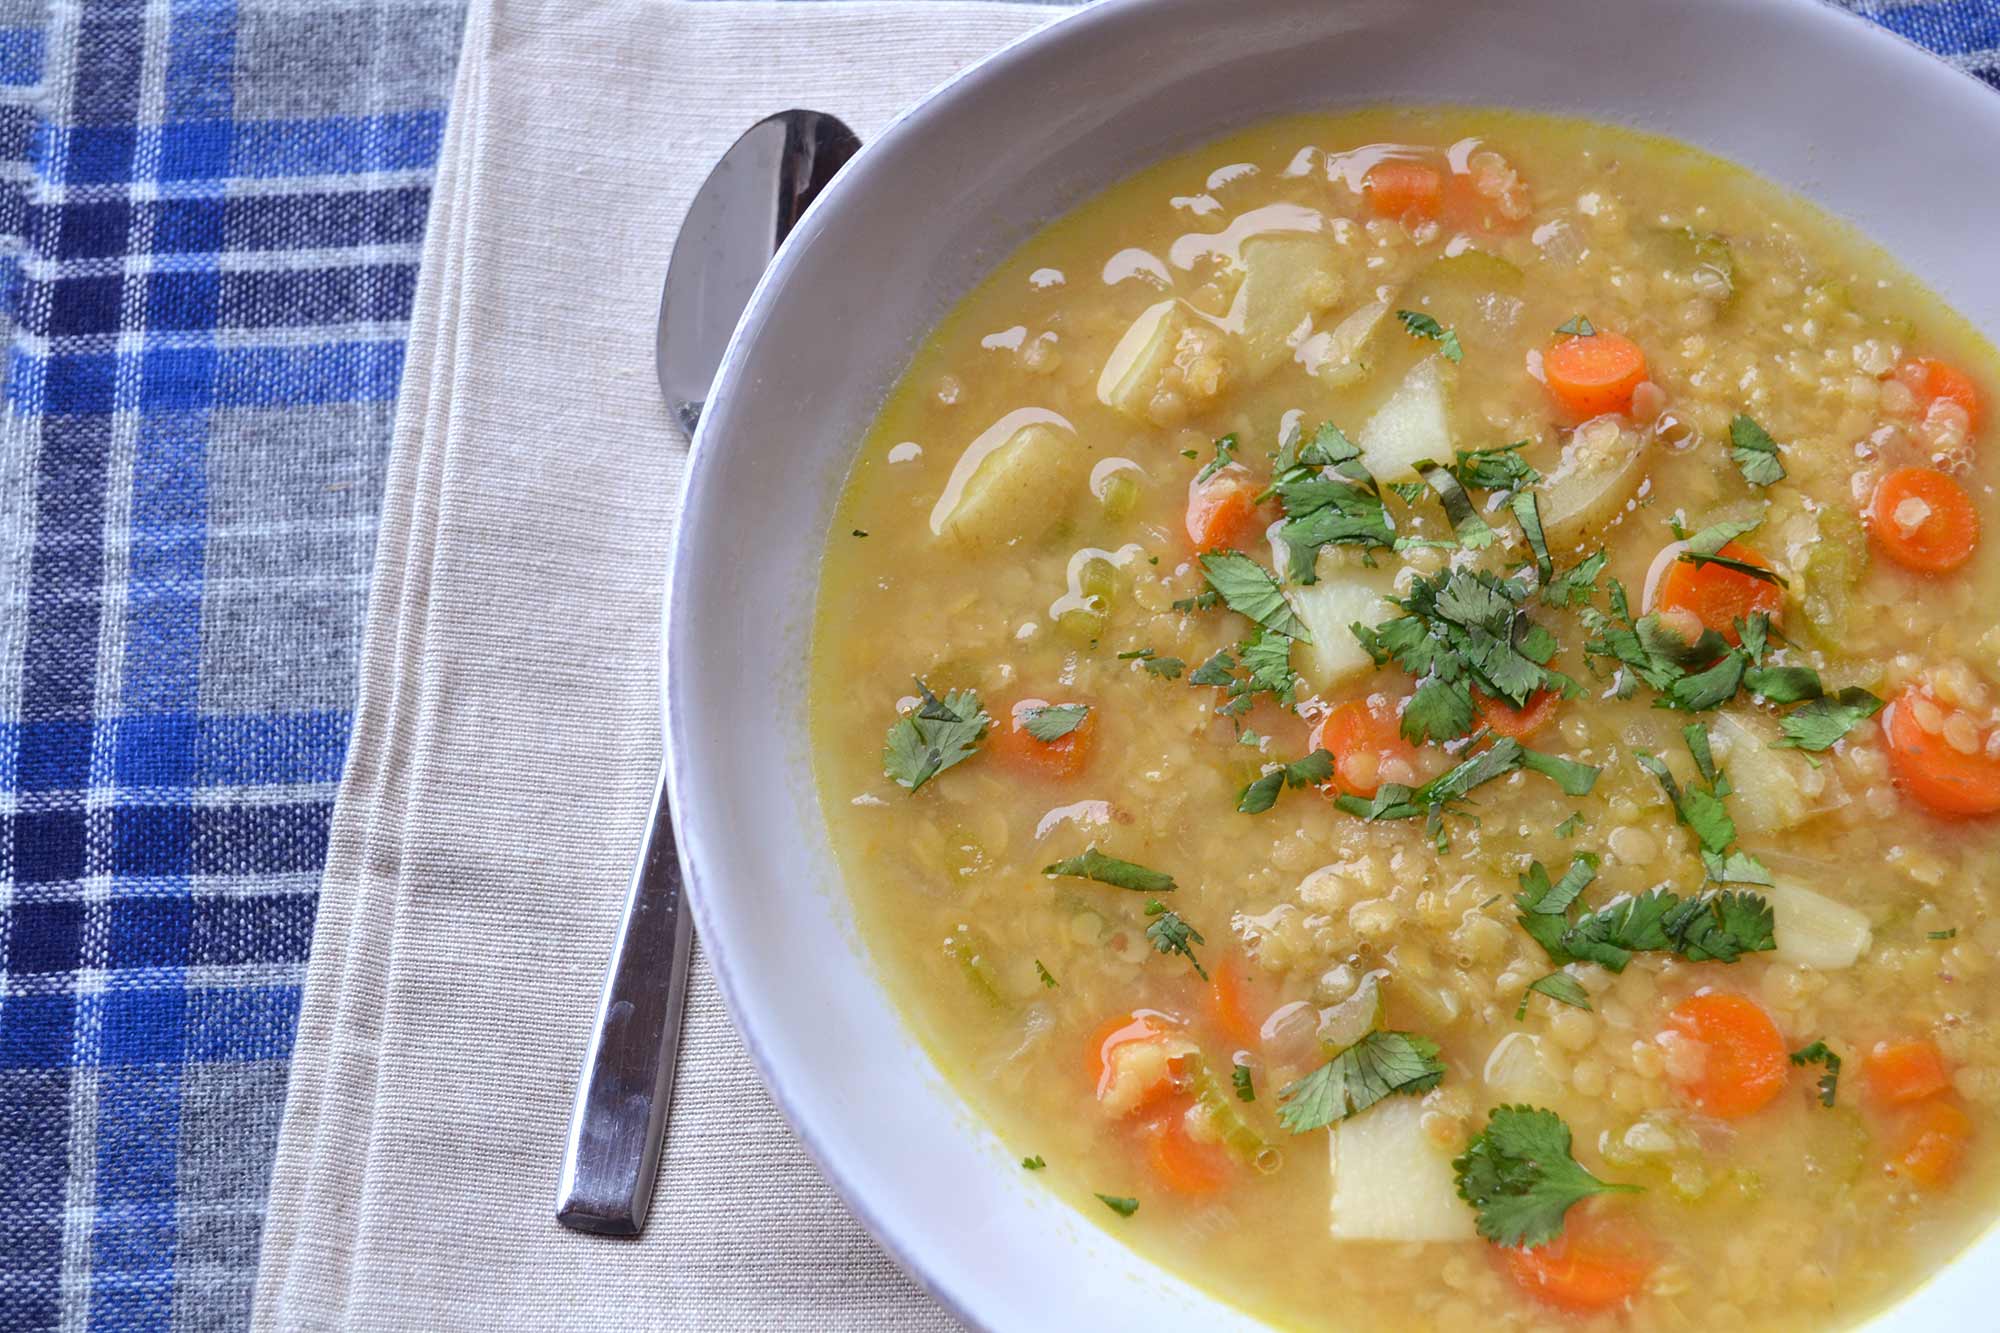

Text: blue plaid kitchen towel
xmin=1 ymin=1 xmax=1998 ymax=1331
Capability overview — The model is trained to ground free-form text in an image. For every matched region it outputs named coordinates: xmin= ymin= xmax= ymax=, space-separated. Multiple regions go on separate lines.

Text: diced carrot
xmin=1652 ymin=541 xmax=1784 ymax=645
xmin=1185 ymin=467 xmax=1269 ymax=552
xmin=1882 ymin=686 xmax=2000 ymax=817
xmin=1543 ymin=331 xmax=1648 ymax=420
xmin=1205 ymin=954 xmax=1269 ymax=1052
xmin=1086 ymin=1013 xmax=1181 ymax=1117
xmin=1473 ymin=687 xmax=1560 ymax=740
xmin=1362 ymin=159 xmax=1444 ymax=221
xmin=1892 ymin=1097 xmax=1973 ymax=1190
xmin=1868 ymin=467 xmax=1980 ymax=574
xmin=1309 ymin=697 xmax=1422 ymax=799
xmin=992 ymin=697 xmax=1098 ymax=781
xmin=1895 ymin=356 xmax=1983 ymax=434
xmin=1497 ymin=1217 xmax=1651 ymax=1314
xmin=1138 ymin=1099 xmax=1234 ymax=1195
xmin=1866 ymin=1038 xmax=1952 ymax=1106
xmin=1662 ymin=992 xmax=1789 ymax=1119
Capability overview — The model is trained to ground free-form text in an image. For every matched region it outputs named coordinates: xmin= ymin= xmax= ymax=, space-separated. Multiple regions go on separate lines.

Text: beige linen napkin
xmin=249 ymin=1 xmax=1057 ymax=1326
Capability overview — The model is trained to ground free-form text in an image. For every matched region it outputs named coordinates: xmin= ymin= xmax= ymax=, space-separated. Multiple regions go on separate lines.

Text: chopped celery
xmin=1097 ymin=471 xmax=1142 ymax=522
xmin=1800 ymin=506 xmax=1867 ymax=646
xmin=943 ymin=926 xmax=1005 ymax=1008
xmin=1186 ymin=1054 xmax=1281 ymax=1174
xmin=1055 ymin=606 xmax=1107 ymax=645
xmin=1653 ymin=226 xmax=1736 ymax=307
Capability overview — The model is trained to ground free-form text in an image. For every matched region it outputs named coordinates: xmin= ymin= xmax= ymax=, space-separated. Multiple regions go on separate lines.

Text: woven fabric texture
xmin=0 ymin=1 xmax=1997 ymax=1331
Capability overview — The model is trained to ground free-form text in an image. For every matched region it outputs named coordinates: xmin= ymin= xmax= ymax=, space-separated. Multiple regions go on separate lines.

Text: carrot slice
xmin=1205 ymin=954 xmax=1271 ymax=1052
xmin=1662 ymin=992 xmax=1789 ymax=1119
xmin=1497 ymin=1221 xmax=1651 ymax=1314
xmin=1543 ymin=332 xmax=1648 ymax=419
xmin=1868 ymin=467 xmax=1980 ymax=573
xmin=1086 ymin=1013 xmax=1179 ymax=1116
xmin=1362 ymin=159 xmax=1444 ymax=220
xmin=1310 ymin=697 xmax=1422 ymax=799
xmin=1473 ymin=687 xmax=1560 ymax=740
xmin=1893 ymin=1098 xmax=1974 ymax=1190
xmin=1185 ymin=467 xmax=1269 ymax=552
xmin=992 ymin=697 xmax=1098 ymax=781
xmin=1652 ymin=541 xmax=1783 ymax=645
xmin=1138 ymin=1099 xmax=1234 ymax=1195
xmin=1895 ymin=356 xmax=1983 ymax=434
xmin=1866 ymin=1038 xmax=1953 ymax=1106
xmin=1882 ymin=687 xmax=2000 ymax=817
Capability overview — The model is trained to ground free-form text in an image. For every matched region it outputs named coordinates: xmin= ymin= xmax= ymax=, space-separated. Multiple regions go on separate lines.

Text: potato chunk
xmin=1329 ymin=1099 xmax=1477 ymax=1241
xmin=1357 ymin=355 xmax=1455 ymax=483
xmin=1233 ymin=234 xmax=1345 ymax=381
xmin=930 ymin=419 xmax=1079 ymax=549
xmin=1286 ymin=573 xmax=1396 ymax=692
xmin=1096 ymin=299 xmax=1230 ymax=425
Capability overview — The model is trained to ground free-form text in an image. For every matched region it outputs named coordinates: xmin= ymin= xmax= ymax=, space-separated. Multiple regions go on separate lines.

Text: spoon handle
xmin=555 ymin=763 xmax=694 ymax=1235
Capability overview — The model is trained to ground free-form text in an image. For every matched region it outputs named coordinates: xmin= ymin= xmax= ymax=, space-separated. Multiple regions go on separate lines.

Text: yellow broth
xmin=809 ymin=108 xmax=2000 ymax=1330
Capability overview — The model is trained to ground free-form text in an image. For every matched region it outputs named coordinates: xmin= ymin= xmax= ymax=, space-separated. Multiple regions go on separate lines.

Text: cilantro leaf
xmin=1143 ymin=656 xmax=1186 ymax=679
xmin=1195 ymin=432 xmax=1240 ymax=484
xmin=1555 ymin=812 xmax=1584 ymax=838
xmin=1790 ymin=1041 xmax=1841 ymax=1107
xmin=1397 ymin=309 xmax=1464 ymax=363
xmin=1275 ymin=1031 xmax=1446 ymax=1133
xmin=1516 ymin=971 xmax=1592 ymax=1019
xmin=1034 ymin=960 xmax=1058 ymax=989
xmin=1685 ymin=517 xmax=1763 ymax=558
xmin=1513 ymin=491 xmax=1553 ymax=581
xmin=1188 ymin=650 xmax=1237 ymax=687
xmin=1238 ymin=748 xmax=1337 ymax=814
xmin=1729 ymin=414 xmax=1787 ymax=487
xmin=1096 ymin=1193 xmax=1139 ymax=1217
xmin=1453 ymin=1106 xmax=1640 ymax=1248
xmin=1201 ymin=551 xmax=1311 ymax=640
xmin=1337 ymin=738 xmax=1599 ymax=834
xmin=1541 ymin=551 xmax=1607 ymax=609
xmin=1743 ymin=666 xmax=1822 ymax=705
xmin=1143 ymin=901 xmax=1208 ymax=980
xmin=1775 ymin=687 xmax=1884 ymax=751
xmin=1042 ymin=848 xmax=1175 ymax=893
xmin=1416 ymin=461 xmax=1496 ymax=549
xmin=1233 ymin=1062 xmax=1256 ymax=1102
xmin=1272 ymin=467 xmax=1395 ymax=582
xmin=1454 ymin=441 xmax=1541 ymax=493
xmin=1020 ymin=703 xmax=1089 ymax=742
xmin=883 ymin=681 xmax=991 ymax=792
xmin=1022 ymin=1155 xmax=1046 ymax=1170
xmin=1555 ymin=314 xmax=1596 ymax=337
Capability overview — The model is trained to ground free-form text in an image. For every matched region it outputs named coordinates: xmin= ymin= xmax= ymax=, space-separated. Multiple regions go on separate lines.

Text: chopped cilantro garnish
xmin=882 ymin=681 xmax=990 ymax=792
xmin=1034 ymin=960 xmax=1058 ymax=989
xmin=1634 ymin=726 xmax=1772 ymax=885
xmin=1555 ymin=812 xmax=1585 ymax=839
xmin=1195 ymin=432 xmax=1240 ymax=485
xmin=1555 ymin=314 xmax=1596 ymax=337
xmin=1396 ymin=308 xmax=1464 ymax=363
xmin=1742 ymin=666 xmax=1823 ymax=704
xmin=1119 ymin=648 xmax=1187 ymax=679
xmin=1512 ymin=491 xmax=1552 ymax=581
xmin=1337 ymin=737 xmax=1599 ymax=845
xmin=1268 ymin=439 xmax=1395 ymax=583
xmin=1238 ymin=748 xmax=1336 ymax=814
xmin=1042 ymin=848 xmax=1175 ymax=893
xmin=1275 ymin=1031 xmax=1446 ymax=1133
xmin=1775 ymin=688 xmax=1883 ymax=751
xmin=1729 ymin=414 xmax=1787 ymax=487
xmin=1171 ymin=589 xmax=1223 ymax=613
xmin=1020 ymin=703 xmax=1089 ymax=742
xmin=1790 ymin=1041 xmax=1841 ymax=1107
xmin=1022 ymin=1155 xmax=1046 ymax=1170
xmin=1354 ymin=567 xmax=1577 ymax=745
xmin=1096 ymin=1193 xmax=1140 ymax=1217
xmin=1232 ymin=1062 xmax=1256 ymax=1103
xmin=1453 ymin=1105 xmax=1640 ymax=1248
xmin=1930 ymin=928 xmax=1959 ymax=941
xmin=1201 ymin=551 xmax=1312 ymax=640
xmin=1143 ymin=900 xmax=1208 ymax=980
xmin=1514 ymin=851 xmax=1774 ymax=971
xmin=851 ymin=529 xmax=868 ymax=537
xmin=1541 ymin=551 xmax=1607 ymax=609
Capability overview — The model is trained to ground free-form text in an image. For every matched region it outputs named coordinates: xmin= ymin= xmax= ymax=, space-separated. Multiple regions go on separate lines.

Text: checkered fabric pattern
xmin=0 ymin=1 xmax=1994 ymax=1331
xmin=0 ymin=1 xmax=462 ymax=1328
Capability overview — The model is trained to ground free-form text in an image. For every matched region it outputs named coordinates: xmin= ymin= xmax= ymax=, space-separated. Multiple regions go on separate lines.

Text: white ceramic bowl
xmin=666 ymin=1 xmax=2000 ymax=1326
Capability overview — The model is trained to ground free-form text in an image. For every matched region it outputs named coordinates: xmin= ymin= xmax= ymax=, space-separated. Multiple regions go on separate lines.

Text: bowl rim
xmin=664 ymin=0 xmax=2000 ymax=1327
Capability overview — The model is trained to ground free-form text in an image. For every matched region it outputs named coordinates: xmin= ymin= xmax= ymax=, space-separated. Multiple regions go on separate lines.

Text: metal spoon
xmin=556 ymin=108 xmax=861 ymax=1237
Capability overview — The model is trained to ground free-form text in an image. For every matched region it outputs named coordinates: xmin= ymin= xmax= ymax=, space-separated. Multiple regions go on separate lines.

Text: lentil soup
xmin=810 ymin=108 xmax=2000 ymax=1330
